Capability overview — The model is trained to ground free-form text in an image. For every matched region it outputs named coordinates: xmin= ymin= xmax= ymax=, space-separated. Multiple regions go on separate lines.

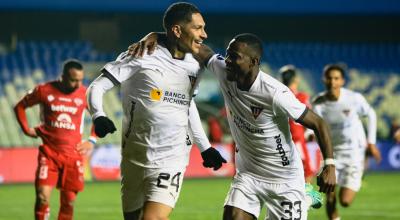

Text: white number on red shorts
xmin=39 ymin=165 xmax=48 ymax=179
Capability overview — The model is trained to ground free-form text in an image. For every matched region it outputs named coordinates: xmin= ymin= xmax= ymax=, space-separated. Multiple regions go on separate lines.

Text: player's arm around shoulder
xmin=127 ymin=32 xmax=216 ymax=67
xmin=194 ymin=44 xmax=215 ymax=67
xmin=296 ymin=108 xmax=336 ymax=193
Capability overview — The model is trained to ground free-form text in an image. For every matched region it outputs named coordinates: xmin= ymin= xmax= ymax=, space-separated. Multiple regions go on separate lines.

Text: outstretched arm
xmin=87 ymin=75 xmax=117 ymax=138
xmin=297 ymin=108 xmax=336 ymax=193
xmin=188 ymin=100 xmax=226 ymax=170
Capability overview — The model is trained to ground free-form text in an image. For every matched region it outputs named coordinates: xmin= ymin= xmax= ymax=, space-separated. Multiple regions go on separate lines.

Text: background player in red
xmin=280 ymin=65 xmax=316 ymax=183
xmin=13 ymin=59 xmax=97 ymax=220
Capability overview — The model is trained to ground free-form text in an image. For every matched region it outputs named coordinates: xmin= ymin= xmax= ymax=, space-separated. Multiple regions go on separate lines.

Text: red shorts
xmin=35 ymin=145 xmax=84 ymax=192
xmin=294 ymin=140 xmax=314 ymax=179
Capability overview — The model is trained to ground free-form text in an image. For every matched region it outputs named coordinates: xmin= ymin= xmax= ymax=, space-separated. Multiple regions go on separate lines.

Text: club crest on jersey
xmin=74 ymin=98 xmax=83 ymax=106
xmin=188 ymin=75 xmax=197 ymax=88
xmin=150 ymin=88 xmax=162 ymax=101
xmin=47 ymin=94 xmax=55 ymax=102
xmin=342 ymin=109 xmax=351 ymax=116
xmin=250 ymin=106 xmax=263 ymax=119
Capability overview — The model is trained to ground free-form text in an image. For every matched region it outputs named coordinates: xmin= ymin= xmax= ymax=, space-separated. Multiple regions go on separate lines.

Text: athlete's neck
xmin=289 ymin=83 xmax=298 ymax=92
xmin=326 ymin=88 xmax=341 ymax=101
xmin=237 ymin=69 xmax=259 ymax=91
xmin=56 ymin=79 xmax=76 ymax=94
xmin=165 ymin=36 xmax=185 ymax=60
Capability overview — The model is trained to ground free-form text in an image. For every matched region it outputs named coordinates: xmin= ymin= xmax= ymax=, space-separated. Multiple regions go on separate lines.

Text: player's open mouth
xmin=194 ymin=40 xmax=203 ymax=46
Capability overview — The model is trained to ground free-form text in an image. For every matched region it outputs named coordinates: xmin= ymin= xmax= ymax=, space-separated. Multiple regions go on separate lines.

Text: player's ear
xmin=171 ymin=25 xmax=182 ymax=38
xmin=252 ymin=57 xmax=260 ymax=66
xmin=250 ymin=57 xmax=260 ymax=68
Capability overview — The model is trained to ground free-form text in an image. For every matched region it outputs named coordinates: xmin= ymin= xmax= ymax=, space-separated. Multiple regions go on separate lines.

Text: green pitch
xmin=0 ymin=172 xmax=399 ymax=220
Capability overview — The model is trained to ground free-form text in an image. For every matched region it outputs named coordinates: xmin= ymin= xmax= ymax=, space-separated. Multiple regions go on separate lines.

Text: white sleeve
xmin=206 ymin=54 xmax=226 ymax=81
xmin=273 ymin=88 xmax=307 ymax=120
xmin=188 ymin=100 xmax=211 ymax=152
xmin=101 ymin=52 xmax=141 ymax=84
xmin=356 ymin=93 xmax=377 ymax=144
xmin=87 ymin=76 xmax=115 ymax=120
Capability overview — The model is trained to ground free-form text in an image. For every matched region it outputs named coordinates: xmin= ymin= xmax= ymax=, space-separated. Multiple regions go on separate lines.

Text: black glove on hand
xmin=94 ymin=116 xmax=116 ymax=138
xmin=201 ymin=147 xmax=227 ymax=171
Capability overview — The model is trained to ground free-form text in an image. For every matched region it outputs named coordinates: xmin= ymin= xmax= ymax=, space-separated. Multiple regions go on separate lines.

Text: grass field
xmin=1 ymin=172 xmax=399 ymax=220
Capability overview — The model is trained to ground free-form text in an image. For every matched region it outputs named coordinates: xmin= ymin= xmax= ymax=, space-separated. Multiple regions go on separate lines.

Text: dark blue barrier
xmin=368 ymin=141 xmax=400 ymax=171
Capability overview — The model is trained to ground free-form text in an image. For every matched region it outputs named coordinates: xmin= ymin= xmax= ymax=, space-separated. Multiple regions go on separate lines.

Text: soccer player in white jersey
xmin=86 ymin=3 xmax=226 ymax=220
xmin=312 ymin=64 xmax=381 ymax=220
xmin=131 ymin=33 xmax=336 ymax=220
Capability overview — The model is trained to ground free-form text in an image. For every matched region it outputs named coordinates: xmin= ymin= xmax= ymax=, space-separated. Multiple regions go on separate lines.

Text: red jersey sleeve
xmin=14 ymin=85 xmax=42 ymax=134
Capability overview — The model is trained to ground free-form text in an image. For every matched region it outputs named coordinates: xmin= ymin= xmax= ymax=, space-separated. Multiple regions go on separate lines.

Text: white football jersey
xmin=313 ymin=88 xmax=376 ymax=160
xmin=207 ymin=54 xmax=306 ymax=183
xmin=102 ymin=44 xmax=201 ymax=168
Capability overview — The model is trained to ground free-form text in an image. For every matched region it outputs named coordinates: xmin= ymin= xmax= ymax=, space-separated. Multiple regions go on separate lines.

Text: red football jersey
xmin=18 ymin=81 xmax=88 ymax=156
xmin=289 ymin=90 xmax=310 ymax=141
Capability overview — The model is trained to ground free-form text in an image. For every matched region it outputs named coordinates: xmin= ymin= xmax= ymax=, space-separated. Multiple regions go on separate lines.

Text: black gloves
xmin=94 ymin=116 xmax=116 ymax=138
xmin=201 ymin=147 xmax=227 ymax=171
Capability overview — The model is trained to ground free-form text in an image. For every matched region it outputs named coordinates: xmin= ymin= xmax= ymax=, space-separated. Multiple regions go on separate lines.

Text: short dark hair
xmin=279 ymin=65 xmax=297 ymax=86
xmin=62 ymin=59 xmax=83 ymax=76
xmin=323 ymin=63 xmax=346 ymax=79
xmin=163 ymin=2 xmax=201 ymax=31
xmin=232 ymin=33 xmax=263 ymax=58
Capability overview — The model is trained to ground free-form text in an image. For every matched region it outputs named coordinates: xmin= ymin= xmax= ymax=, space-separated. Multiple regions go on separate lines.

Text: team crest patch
xmin=74 ymin=98 xmax=83 ymax=106
xmin=250 ymin=106 xmax=263 ymax=119
xmin=343 ymin=109 xmax=351 ymax=116
xmin=150 ymin=88 xmax=162 ymax=101
xmin=47 ymin=94 xmax=55 ymax=102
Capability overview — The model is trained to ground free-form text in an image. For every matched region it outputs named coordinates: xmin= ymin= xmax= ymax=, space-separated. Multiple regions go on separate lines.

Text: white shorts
xmin=120 ymin=159 xmax=186 ymax=212
xmin=224 ymin=172 xmax=307 ymax=220
xmin=335 ymin=160 xmax=364 ymax=192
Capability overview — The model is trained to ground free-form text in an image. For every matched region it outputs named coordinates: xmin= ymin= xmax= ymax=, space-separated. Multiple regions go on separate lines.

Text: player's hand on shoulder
xmin=93 ymin=116 xmax=116 ymax=138
xmin=201 ymin=147 xmax=227 ymax=171
xmin=317 ymin=164 xmax=336 ymax=194
xmin=128 ymin=32 xmax=159 ymax=58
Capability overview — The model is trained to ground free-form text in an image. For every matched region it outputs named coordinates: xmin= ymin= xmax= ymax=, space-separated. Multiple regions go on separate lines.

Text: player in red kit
xmin=13 ymin=60 xmax=96 ymax=220
xmin=280 ymin=65 xmax=316 ymax=183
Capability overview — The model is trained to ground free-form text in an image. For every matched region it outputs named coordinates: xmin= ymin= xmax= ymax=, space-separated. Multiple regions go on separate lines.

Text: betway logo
xmin=51 ymin=104 xmax=78 ymax=114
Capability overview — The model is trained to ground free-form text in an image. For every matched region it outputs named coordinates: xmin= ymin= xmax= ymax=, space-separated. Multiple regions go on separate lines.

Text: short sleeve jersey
xmin=207 ymin=54 xmax=307 ymax=182
xmin=313 ymin=88 xmax=372 ymax=153
xmin=102 ymin=44 xmax=201 ymax=168
xmin=21 ymin=81 xmax=87 ymax=156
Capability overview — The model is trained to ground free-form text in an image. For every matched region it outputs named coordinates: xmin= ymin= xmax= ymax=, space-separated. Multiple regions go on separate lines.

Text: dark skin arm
xmin=297 ymin=108 xmax=336 ymax=193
